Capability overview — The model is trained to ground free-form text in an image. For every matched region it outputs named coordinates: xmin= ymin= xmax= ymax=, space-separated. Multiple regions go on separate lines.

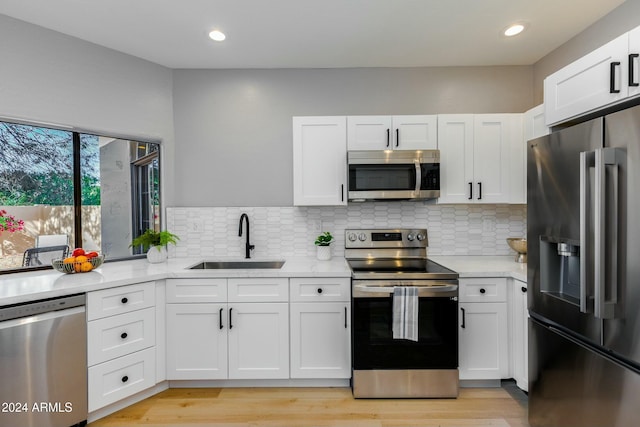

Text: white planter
xmin=316 ymin=245 xmax=332 ymax=261
xmin=146 ymin=246 xmax=168 ymax=263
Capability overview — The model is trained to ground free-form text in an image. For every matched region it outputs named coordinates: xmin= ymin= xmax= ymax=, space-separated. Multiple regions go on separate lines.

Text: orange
xmin=80 ymin=261 xmax=93 ymax=272
xmin=63 ymin=256 xmax=76 ymax=264
xmin=75 ymin=255 xmax=88 ymax=263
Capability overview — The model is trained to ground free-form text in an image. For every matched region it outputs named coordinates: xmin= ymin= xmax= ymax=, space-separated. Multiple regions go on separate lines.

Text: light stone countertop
xmin=430 ymin=255 xmax=527 ymax=282
xmin=0 ymin=255 xmax=527 ymax=307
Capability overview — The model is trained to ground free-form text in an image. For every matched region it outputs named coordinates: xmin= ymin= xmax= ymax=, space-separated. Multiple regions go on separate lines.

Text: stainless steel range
xmin=345 ymin=228 xmax=459 ymax=398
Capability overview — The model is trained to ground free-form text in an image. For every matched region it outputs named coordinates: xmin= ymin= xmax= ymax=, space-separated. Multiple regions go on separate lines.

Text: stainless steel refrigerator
xmin=527 ymin=104 xmax=640 ymax=427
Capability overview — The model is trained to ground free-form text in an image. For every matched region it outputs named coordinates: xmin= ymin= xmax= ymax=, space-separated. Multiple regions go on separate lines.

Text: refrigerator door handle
xmin=594 ymin=147 xmax=620 ymax=319
xmin=580 ymin=151 xmax=595 ymax=314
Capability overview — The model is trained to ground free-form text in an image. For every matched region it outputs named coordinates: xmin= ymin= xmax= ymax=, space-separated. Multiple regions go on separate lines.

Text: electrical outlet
xmin=189 ymin=219 xmax=204 ymax=232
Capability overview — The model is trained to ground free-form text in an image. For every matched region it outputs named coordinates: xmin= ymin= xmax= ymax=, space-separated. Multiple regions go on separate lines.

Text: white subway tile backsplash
xmin=166 ymin=203 xmax=526 ymax=259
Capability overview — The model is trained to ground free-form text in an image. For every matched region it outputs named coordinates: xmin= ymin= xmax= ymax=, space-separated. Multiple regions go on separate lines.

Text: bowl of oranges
xmin=52 ymin=248 xmax=104 ymax=273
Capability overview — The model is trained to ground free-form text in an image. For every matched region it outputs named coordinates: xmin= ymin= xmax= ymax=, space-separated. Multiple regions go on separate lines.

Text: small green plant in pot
xmin=131 ymin=229 xmax=179 ymax=263
xmin=314 ymin=231 xmax=334 ymax=260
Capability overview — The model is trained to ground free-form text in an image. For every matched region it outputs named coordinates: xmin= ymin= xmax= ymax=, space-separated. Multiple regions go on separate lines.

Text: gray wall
xmin=533 ymin=0 xmax=640 ymax=103
xmin=173 ymin=66 xmax=533 ymax=206
xmin=0 ymin=15 xmax=176 ymax=206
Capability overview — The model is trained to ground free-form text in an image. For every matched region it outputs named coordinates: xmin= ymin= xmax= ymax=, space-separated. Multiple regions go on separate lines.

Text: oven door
xmin=352 ymin=281 xmax=458 ymax=371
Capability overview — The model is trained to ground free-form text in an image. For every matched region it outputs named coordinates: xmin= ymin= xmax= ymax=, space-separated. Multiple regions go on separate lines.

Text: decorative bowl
xmin=506 ymin=238 xmax=527 ymax=263
xmin=52 ymin=255 xmax=104 ymax=273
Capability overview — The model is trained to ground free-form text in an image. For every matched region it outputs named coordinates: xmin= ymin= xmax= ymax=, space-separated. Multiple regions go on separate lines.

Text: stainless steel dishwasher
xmin=0 ymin=294 xmax=87 ymax=427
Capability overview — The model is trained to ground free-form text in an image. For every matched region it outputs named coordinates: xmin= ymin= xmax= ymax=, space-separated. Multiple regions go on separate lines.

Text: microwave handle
xmin=414 ymin=160 xmax=421 ymax=193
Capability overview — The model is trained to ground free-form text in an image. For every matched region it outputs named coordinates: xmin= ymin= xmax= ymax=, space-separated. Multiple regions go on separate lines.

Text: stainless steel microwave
xmin=347 ymin=150 xmax=440 ymax=201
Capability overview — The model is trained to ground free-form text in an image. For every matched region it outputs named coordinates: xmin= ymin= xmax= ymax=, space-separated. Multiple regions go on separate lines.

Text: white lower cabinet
xmin=228 ymin=303 xmax=289 ymax=379
xmin=87 ymin=282 xmax=158 ymax=412
xmin=289 ymin=278 xmax=351 ymax=379
xmin=511 ymin=280 xmax=528 ymax=391
xmin=290 ymin=302 xmax=351 ymax=379
xmin=166 ymin=278 xmax=290 ymax=380
xmin=166 ymin=303 xmax=228 ymax=380
xmin=458 ymin=278 xmax=509 ymax=381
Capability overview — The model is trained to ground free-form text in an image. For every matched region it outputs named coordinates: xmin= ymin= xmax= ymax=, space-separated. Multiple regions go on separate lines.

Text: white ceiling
xmin=0 ymin=0 xmax=626 ymax=69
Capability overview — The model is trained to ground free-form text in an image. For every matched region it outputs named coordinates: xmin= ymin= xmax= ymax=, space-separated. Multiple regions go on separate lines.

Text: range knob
xmin=347 ymin=233 xmax=358 ymax=242
xmin=407 ymin=233 xmax=415 ymax=241
xmin=416 ymin=233 xmax=426 ymax=241
xmin=358 ymin=233 xmax=367 ymax=242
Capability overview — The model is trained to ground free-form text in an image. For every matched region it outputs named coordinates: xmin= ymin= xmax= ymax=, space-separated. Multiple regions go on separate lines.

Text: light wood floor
xmin=88 ymin=386 xmax=529 ymax=427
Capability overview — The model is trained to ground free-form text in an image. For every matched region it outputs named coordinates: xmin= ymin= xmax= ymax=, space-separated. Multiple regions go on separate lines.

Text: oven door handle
xmin=353 ymin=283 xmax=458 ymax=297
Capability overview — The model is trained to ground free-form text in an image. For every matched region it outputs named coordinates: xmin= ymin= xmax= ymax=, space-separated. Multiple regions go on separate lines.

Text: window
xmin=0 ymin=120 xmax=161 ymax=272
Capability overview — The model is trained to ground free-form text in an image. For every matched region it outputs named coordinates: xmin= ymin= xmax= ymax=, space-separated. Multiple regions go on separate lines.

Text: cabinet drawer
xmin=228 ymin=278 xmax=288 ymax=302
xmin=87 ymin=307 xmax=155 ymax=366
xmin=88 ymin=347 xmax=156 ymax=412
xmin=459 ymin=278 xmax=507 ymax=303
xmin=166 ymin=278 xmax=227 ymax=303
xmin=290 ymin=278 xmax=351 ymax=302
xmin=87 ymin=282 xmax=155 ymax=321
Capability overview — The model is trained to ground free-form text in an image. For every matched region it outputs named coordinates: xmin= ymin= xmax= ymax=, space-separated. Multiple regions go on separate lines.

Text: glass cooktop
xmin=347 ymin=258 xmax=458 ymax=280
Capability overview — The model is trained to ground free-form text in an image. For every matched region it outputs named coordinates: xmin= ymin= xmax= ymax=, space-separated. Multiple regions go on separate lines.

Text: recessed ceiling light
xmin=503 ymin=23 xmax=526 ymax=37
xmin=209 ymin=30 xmax=226 ymax=42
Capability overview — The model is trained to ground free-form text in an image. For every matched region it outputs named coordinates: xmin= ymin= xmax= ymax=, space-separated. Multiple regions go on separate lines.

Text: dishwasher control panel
xmin=0 ymin=293 xmax=85 ymax=321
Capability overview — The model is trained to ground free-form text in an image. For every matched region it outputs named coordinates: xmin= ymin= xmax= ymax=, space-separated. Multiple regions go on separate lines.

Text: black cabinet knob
xmin=521 ymin=287 xmax=527 ymax=293
xmin=479 ymin=288 xmax=486 ymax=294
xmin=121 ymin=375 xmax=129 ymax=383
xmin=317 ymin=288 xmax=323 ymax=294
xmin=121 ymin=297 xmax=128 ymax=304
xmin=121 ymin=332 xmax=128 ymax=340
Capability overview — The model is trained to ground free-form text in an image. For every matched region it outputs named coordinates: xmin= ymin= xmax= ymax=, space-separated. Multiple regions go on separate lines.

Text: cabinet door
xmin=392 ymin=115 xmax=438 ymax=150
xmin=166 ymin=304 xmax=228 ymax=380
xmin=629 ymin=26 xmax=640 ymax=99
xmin=544 ymin=33 xmax=629 ymax=126
xmin=512 ymin=281 xmax=528 ymax=391
xmin=459 ymin=302 xmax=509 ymax=380
xmin=473 ymin=114 xmax=515 ymax=204
xmin=437 ymin=115 xmax=475 ymax=203
xmin=290 ymin=302 xmax=351 ymax=379
xmin=227 ymin=303 xmax=289 ymax=379
xmin=293 ymin=116 xmax=347 ymax=206
xmin=347 ymin=116 xmax=393 ymax=150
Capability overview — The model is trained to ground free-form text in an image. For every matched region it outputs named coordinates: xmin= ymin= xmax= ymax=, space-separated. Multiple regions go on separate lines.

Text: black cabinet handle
xmin=630 ymin=54 xmax=639 ymax=87
xmin=120 ymin=332 xmax=128 ymax=340
xmin=121 ymin=375 xmax=129 ymax=383
xmin=521 ymin=286 xmax=527 ymax=293
xmin=219 ymin=308 xmax=224 ymax=329
xmin=344 ymin=306 xmax=348 ymax=329
xmin=478 ymin=182 xmax=482 ymax=200
xmin=396 ymin=128 xmax=399 ymax=147
xmin=229 ymin=308 xmax=233 ymax=329
xmin=121 ymin=297 xmax=128 ymax=304
xmin=468 ymin=182 xmax=473 ymax=200
xmin=341 ymin=184 xmax=344 ymax=202
xmin=386 ymin=128 xmax=390 ymax=147
xmin=317 ymin=288 xmax=323 ymax=294
xmin=480 ymin=288 xmax=486 ymax=294
xmin=610 ymin=61 xmax=621 ymax=93
xmin=461 ymin=307 xmax=466 ymax=329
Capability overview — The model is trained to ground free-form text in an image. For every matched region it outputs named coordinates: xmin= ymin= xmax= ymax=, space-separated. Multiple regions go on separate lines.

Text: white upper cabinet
xmin=523 ymin=104 xmax=549 ymax=142
xmin=438 ymin=114 xmax=521 ymax=204
xmin=347 ymin=115 xmax=437 ymax=150
xmin=544 ymin=25 xmax=640 ymax=126
xmin=293 ymin=116 xmax=347 ymax=206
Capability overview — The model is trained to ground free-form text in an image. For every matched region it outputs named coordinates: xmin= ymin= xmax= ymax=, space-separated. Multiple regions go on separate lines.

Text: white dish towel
xmin=392 ymin=286 xmax=418 ymax=342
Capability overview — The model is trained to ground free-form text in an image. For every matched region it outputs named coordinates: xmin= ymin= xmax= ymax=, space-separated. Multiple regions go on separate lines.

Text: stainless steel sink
xmin=188 ymin=260 xmax=285 ymax=270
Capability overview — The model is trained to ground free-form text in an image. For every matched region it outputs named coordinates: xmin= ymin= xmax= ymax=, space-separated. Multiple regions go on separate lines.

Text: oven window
xmin=353 ymin=296 xmax=458 ymax=370
xmin=349 ymin=164 xmax=416 ymax=191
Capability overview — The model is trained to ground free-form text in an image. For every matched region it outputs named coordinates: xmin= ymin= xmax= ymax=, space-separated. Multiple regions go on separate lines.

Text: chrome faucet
xmin=238 ymin=213 xmax=255 ymax=259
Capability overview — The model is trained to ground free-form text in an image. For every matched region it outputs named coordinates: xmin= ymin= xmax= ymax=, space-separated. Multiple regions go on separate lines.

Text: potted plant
xmin=314 ymin=231 xmax=334 ymax=261
xmin=131 ymin=229 xmax=179 ymax=263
